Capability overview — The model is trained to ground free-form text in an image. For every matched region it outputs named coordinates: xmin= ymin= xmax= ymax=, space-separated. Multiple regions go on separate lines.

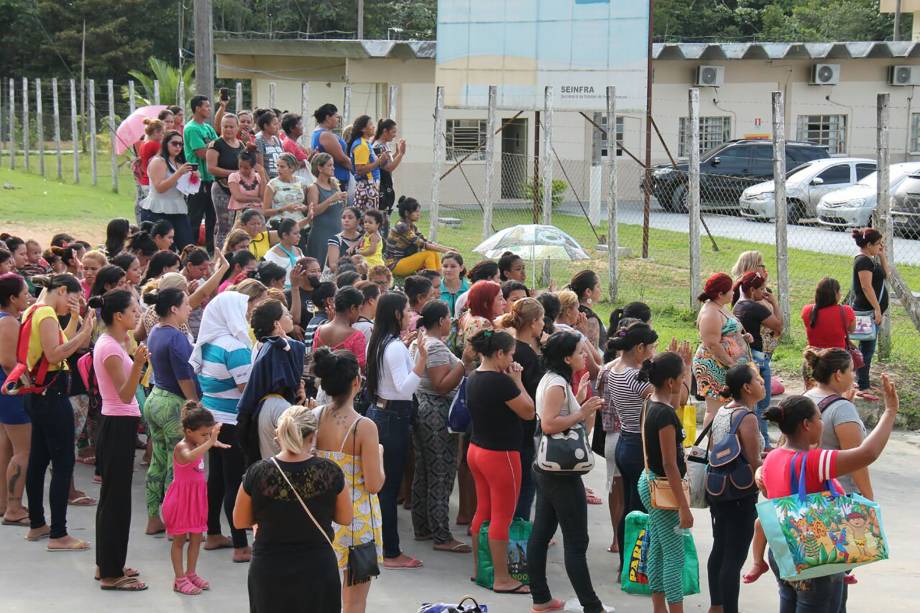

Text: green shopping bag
xmin=619 ymin=511 xmax=700 ymax=596
xmin=475 ymin=519 xmax=531 ymax=589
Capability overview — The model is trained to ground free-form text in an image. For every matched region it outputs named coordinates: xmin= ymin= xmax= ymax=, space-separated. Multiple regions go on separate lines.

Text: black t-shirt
xmin=642 ymin=401 xmax=686 ymax=478
xmin=513 ymin=340 xmax=545 ymax=447
xmin=852 ymin=255 xmax=888 ymax=313
xmin=467 ymin=369 xmax=522 ymax=451
xmin=211 ymin=138 xmax=244 ymax=191
xmin=242 ymin=456 xmax=344 ymax=553
xmin=733 ymin=299 xmax=772 ymax=352
xmin=372 ymin=142 xmax=394 ymax=211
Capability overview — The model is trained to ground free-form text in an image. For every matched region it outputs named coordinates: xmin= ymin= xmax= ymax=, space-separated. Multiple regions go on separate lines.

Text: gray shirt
xmin=804 ymin=388 xmax=866 ymax=494
xmin=257 ymin=395 xmax=292 ymax=459
xmin=410 ymin=337 xmax=460 ymax=397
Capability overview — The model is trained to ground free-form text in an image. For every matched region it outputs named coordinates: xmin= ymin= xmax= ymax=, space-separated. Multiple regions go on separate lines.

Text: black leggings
xmin=207 ymin=424 xmax=248 ymax=548
xmin=96 ymin=415 xmax=139 ymax=578
xmin=708 ymin=495 xmax=758 ymax=613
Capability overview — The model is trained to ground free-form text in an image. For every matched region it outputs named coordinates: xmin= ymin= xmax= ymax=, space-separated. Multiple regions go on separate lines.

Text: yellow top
xmin=351 ymin=138 xmax=374 ymax=182
xmin=25 ymin=304 xmax=67 ymax=372
xmin=249 ymin=231 xmax=272 ymax=259
xmin=360 ymin=233 xmax=384 ymax=267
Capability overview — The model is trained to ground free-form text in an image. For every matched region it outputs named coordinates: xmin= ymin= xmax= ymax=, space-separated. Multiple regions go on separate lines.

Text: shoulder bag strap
xmin=640 ymin=399 xmax=651 ymax=473
xmin=351 ymin=417 xmax=376 ymax=534
xmin=817 ymin=394 xmax=846 ymax=414
xmin=269 ymin=457 xmax=335 ymax=550
xmin=838 ymin=306 xmax=852 ymax=345
xmin=692 ymin=417 xmax=714 ymax=448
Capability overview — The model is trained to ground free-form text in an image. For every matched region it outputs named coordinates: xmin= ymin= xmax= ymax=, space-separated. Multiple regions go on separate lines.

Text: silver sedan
xmin=816 ymin=162 xmax=920 ymax=229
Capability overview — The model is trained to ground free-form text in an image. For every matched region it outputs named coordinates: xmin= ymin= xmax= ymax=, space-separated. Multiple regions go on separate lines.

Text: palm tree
xmin=121 ymin=58 xmax=195 ymax=110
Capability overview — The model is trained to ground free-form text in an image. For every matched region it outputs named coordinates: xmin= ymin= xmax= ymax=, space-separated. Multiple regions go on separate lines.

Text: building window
xmin=678 ymin=116 xmax=732 ymax=157
xmin=592 ymin=114 xmax=625 ymax=159
xmin=911 ymin=113 xmax=920 ymax=154
xmin=796 ymin=114 xmax=847 ymax=155
xmin=446 ymin=119 xmax=487 ymax=161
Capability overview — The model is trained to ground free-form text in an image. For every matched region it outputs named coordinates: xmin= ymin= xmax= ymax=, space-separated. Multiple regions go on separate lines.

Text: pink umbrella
xmin=115 ymin=105 xmax=168 ymax=155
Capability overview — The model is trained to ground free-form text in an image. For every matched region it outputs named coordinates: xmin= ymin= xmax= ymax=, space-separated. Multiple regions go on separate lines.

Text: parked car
xmin=892 ymin=169 xmax=920 ymax=239
xmin=817 ymin=162 xmax=920 ymax=230
xmin=739 ymin=158 xmax=876 ymax=224
xmin=644 ymin=139 xmax=829 ymax=213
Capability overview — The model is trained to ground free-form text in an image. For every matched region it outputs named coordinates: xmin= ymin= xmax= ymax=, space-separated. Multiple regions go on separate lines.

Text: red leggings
xmin=467 ymin=443 xmax=522 ymax=541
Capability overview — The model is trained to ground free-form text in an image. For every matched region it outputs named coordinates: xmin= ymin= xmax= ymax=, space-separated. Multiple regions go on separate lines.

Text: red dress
xmin=161 ymin=455 xmax=208 ymax=535
xmin=313 ymin=326 xmax=367 ymax=370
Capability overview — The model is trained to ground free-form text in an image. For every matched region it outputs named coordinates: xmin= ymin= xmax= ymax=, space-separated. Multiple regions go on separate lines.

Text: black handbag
xmin=346 ymin=418 xmax=380 ymax=586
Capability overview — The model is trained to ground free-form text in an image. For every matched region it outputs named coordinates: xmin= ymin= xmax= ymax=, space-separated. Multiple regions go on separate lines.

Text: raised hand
xmin=881 ymin=373 xmax=898 ymax=413
xmin=133 ymin=343 xmax=148 ymax=364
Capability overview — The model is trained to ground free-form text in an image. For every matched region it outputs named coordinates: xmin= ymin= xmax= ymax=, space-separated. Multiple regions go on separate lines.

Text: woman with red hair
xmin=693 ymin=273 xmax=753 ymax=425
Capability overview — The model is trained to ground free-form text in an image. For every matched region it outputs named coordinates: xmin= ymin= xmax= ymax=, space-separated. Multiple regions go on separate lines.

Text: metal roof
xmin=214 ymin=38 xmax=437 ymax=59
xmin=652 ymin=41 xmax=920 ymax=60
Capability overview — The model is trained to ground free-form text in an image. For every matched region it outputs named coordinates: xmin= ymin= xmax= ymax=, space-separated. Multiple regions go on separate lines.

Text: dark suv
xmin=891 ymin=169 xmax=920 ymax=238
xmin=644 ymin=139 xmax=830 ymax=212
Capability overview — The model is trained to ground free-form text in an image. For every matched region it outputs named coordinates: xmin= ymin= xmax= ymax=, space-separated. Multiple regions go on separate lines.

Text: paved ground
xmin=2 ymin=424 xmax=918 ymax=613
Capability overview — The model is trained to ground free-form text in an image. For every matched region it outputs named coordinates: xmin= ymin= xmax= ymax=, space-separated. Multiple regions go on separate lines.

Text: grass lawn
xmin=1 ymin=163 xmax=918 ymax=425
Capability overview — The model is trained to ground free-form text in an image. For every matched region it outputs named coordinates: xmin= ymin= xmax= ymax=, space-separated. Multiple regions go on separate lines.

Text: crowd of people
xmin=0 ymin=89 xmax=902 ymax=613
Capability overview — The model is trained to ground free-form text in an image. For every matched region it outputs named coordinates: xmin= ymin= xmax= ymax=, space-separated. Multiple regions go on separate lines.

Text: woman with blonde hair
xmin=234 ymin=404 xmax=351 ymax=613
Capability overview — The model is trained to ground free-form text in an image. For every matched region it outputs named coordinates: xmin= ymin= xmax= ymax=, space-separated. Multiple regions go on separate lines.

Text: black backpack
xmin=705 ymin=408 xmax=757 ymax=503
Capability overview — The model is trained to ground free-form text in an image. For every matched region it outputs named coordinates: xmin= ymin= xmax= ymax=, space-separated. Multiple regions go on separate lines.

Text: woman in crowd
xmin=454 ymin=260 xmax=502 ymax=316
xmin=117 ymin=246 xmax=148 ymax=286
xmin=499 ymin=298 xmax=545 ymax=521
xmin=385 ymin=197 xmax=453 ymax=277
xmin=410 ymin=301 xmax=475 ymax=553
xmin=263 ymin=218 xmax=304 ymax=288
xmin=439 ymin=252 xmax=469 ymax=317
xmin=227 ymin=151 xmax=264 ymax=227
xmin=312 ymin=348 xmax=383 ymax=613
xmin=458 ymin=280 xmax=504 ymax=352
xmin=237 ymin=110 xmax=255 ymax=144
xmin=136 ymin=119 xmax=165 ymax=223
xmin=502 ymin=281 xmax=529 ymax=311
xmin=602 ymin=322 xmax=656 ymax=561
xmin=24 ymin=274 xmax=95 ymax=550
xmin=207 ymin=113 xmax=245 ymax=248
xmin=636 ymin=348 xmax=693 ymax=613
xmin=81 ymin=251 xmax=108 ymax=299
xmin=466 ymin=329 xmax=535 ymax=595
xmin=313 ymin=286 xmax=367 ymax=374
xmin=254 ymin=110 xmax=284 ymax=180
xmin=158 ymin=108 xmax=175 ymax=132
xmin=372 ymin=120 xmax=406 ymax=220
xmin=168 ymin=105 xmax=183 ymax=127
xmin=571 ymin=270 xmax=606 ymax=349
xmin=235 ymin=405 xmax=351 ymax=613
xmin=280 ymin=113 xmax=312 ymax=171
xmin=732 ymin=271 xmax=783 ymax=448
xmin=89 ymin=289 xmax=148 ymax=591
xmin=237 ymin=210 xmax=278 ymax=260
xmin=352 ymin=281 xmax=379 ymax=343
xmin=219 ymin=250 xmax=258 ymax=295
xmin=404 ymin=275 xmax=434 ymax=332
xmin=303 ymin=281 xmax=336 ymax=353
xmin=325 ymin=207 xmax=363 ymax=276
xmin=694 ymin=273 xmax=751 ymax=425
xmin=850 ymin=228 xmax=889 ymax=401
xmin=143 ymin=288 xmax=199 ymax=535
xmin=554 ymin=291 xmax=601 ymax=373
xmin=347 ymin=115 xmax=389 ymax=212
xmin=262 ymin=153 xmax=310 ymax=251
xmin=760 ymin=379 xmax=899 ymax=611
xmin=143 ymin=130 xmax=194 ymax=250
xmin=0 ymin=274 xmax=32 ymax=526
xmin=254 ymin=262 xmax=287 ymax=291
xmin=190 ymin=291 xmax=255 ymax=562
xmin=150 ymin=220 xmax=175 ymax=253
xmin=141 ymin=250 xmax=181 ymax=286
xmin=224 ymin=229 xmax=252 ymax=255
xmin=91 ymin=265 xmax=127 ymax=298
xmin=365 ymin=292 xmax=427 ymax=569
xmin=104 ymin=218 xmax=131 ymax=259
xmin=801 ymin=278 xmax=855 ymax=389
xmin=311 ymin=103 xmax=352 ymax=187
xmin=306 ymin=153 xmax=349 ymax=264
xmin=707 ymin=364 xmax=765 ymax=613
xmin=528 ymin=331 xmax=606 ymax=613
xmin=498 ymin=251 xmax=526 ymax=285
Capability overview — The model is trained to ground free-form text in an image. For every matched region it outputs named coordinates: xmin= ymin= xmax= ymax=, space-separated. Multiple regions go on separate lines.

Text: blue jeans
xmin=614 ymin=431 xmax=646 ymax=565
xmin=857 ymin=338 xmax=876 ymax=391
xmin=751 ymin=350 xmax=773 ymax=446
xmin=769 ymin=551 xmax=844 ymax=613
xmin=368 ymin=400 xmax=413 ymax=559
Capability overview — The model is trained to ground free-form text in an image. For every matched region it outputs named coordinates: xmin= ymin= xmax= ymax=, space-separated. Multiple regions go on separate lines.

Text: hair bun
xmin=87 ymin=295 xmax=104 ymax=309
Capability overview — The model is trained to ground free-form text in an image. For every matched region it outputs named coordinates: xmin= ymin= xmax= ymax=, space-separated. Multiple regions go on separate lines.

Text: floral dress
xmin=693 ymin=309 xmax=751 ymax=398
xmin=313 ymin=411 xmax=383 ymax=569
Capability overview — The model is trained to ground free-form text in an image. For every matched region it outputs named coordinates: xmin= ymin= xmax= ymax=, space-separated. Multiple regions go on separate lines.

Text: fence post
xmin=388 ymin=84 xmax=399 ymax=122
xmin=876 ymin=93 xmax=892 ymax=359
xmin=153 ymin=80 xmax=160 ymax=106
xmin=108 ymin=79 xmax=118 ymax=193
xmin=35 ymin=79 xmax=44 ymax=176
xmin=235 ymin=82 xmax=243 ymax=113
xmin=70 ymin=79 xmax=79 ymax=183
xmin=688 ymin=89 xmax=702 ymax=310
xmin=606 ymin=86 xmax=619 ymax=302
xmin=482 ymin=85 xmax=497 ymax=240
xmin=7 ymin=79 xmax=13 ymax=169
xmin=429 ymin=86 xmax=445 ymax=241
xmin=88 ymin=79 xmax=97 ymax=186
xmin=772 ymin=91 xmax=792 ymax=336
xmin=178 ymin=79 xmax=186 ymax=114
xmin=268 ymin=82 xmax=276 ymax=110
xmin=300 ymin=82 xmax=310 ymax=149
xmin=541 ymin=86 xmax=554 ymax=285
xmin=52 ymin=78 xmax=62 ymax=180
xmin=22 ymin=78 xmax=29 ymax=171
xmin=343 ymin=85 xmax=352 ymax=127
xmin=128 ymin=80 xmax=136 ymax=116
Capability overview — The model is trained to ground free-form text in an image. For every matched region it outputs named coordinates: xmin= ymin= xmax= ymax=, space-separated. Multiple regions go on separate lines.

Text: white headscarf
xmin=189 ymin=291 xmax=251 ymax=373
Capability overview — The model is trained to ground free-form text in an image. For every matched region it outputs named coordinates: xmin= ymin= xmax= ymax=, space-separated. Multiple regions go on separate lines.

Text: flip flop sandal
xmin=434 ymin=541 xmax=472 ymax=553
xmin=531 ymin=598 xmax=565 ymax=613
xmin=25 ymin=530 xmax=50 ymax=542
xmin=47 ymin=539 xmax=91 ymax=552
xmin=174 ymin=576 xmax=202 ymax=596
xmin=75 ymin=456 xmax=96 ymax=465
xmin=2 ymin=516 xmax=30 ymax=526
xmin=204 ymin=537 xmax=234 ymax=550
xmin=68 ymin=496 xmax=97 ymax=506
xmin=742 ymin=561 xmax=770 ymax=584
xmin=96 ymin=568 xmax=140 ymax=581
xmin=100 ymin=576 xmax=148 ymax=591
xmin=493 ymin=582 xmax=530 ymax=595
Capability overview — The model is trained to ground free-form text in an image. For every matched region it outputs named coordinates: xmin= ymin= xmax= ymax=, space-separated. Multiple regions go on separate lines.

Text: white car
xmin=739 ymin=158 xmax=876 ymax=224
xmin=817 ymin=162 xmax=920 ymax=229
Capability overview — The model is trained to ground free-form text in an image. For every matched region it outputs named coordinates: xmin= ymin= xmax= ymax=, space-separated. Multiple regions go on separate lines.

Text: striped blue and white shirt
xmin=196 ymin=335 xmax=252 ymax=425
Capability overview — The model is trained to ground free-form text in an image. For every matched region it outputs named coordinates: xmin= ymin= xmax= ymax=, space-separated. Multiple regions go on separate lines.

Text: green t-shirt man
xmin=184 ymin=120 xmax=218 ymax=182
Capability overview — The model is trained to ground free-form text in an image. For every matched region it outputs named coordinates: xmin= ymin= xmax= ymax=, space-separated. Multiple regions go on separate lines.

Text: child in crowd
xmin=358 ymin=209 xmax=385 ymax=268
xmin=21 ymin=239 xmax=51 ymax=276
xmin=162 ymin=402 xmax=230 ymax=595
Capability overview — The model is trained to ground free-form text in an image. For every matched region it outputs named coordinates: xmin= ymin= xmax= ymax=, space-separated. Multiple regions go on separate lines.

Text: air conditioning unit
xmin=696 ymin=65 xmax=724 ymax=87
xmin=811 ymin=64 xmax=840 ymax=85
xmin=889 ymin=65 xmax=920 ymax=86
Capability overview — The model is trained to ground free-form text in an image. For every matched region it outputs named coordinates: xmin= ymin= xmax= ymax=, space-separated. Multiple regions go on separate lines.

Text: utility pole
xmin=80 ymin=20 xmax=86 ymax=152
xmin=893 ymin=0 xmax=902 ymax=41
xmin=357 ymin=0 xmax=365 ymax=39
xmin=194 ymin=0 xmax=214 ymax=102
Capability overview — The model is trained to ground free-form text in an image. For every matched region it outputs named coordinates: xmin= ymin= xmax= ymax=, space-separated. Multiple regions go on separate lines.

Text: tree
xmin=123 ymin=58 xmax=196 ymax=108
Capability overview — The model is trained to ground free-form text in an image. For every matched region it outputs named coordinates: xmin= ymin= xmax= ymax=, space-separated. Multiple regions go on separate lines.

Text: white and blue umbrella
xmin=473 ymin=224 xmax=590 ymax=288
